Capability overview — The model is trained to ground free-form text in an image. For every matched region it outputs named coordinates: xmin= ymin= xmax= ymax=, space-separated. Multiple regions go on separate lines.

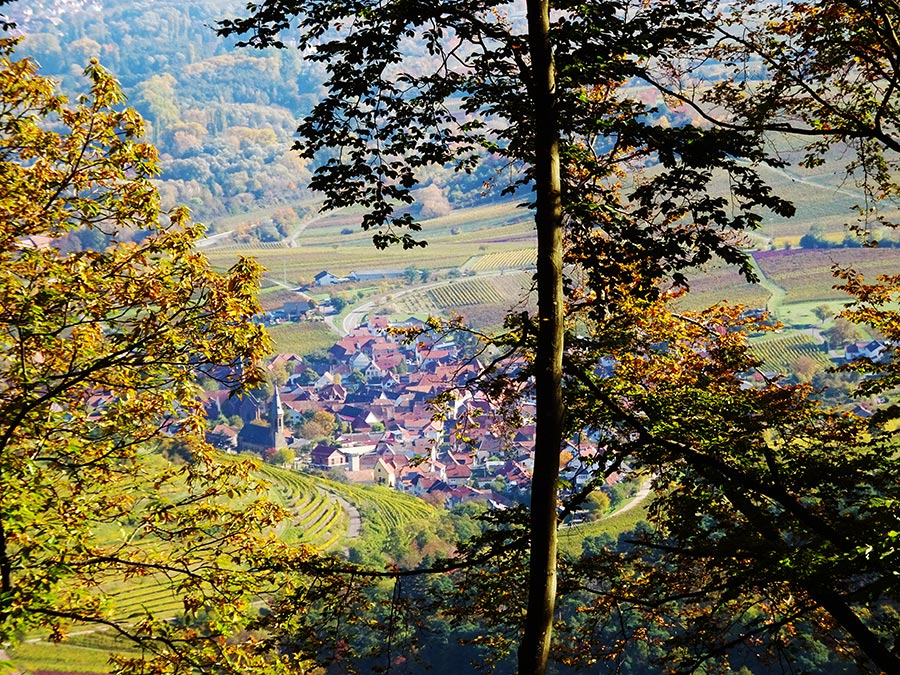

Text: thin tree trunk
xmin=518 ymin=0 xmax=564 ymax=672
xmin=808 ymin=584 xmax=900 ymax=673
xmin=0 ymin=516 xmax=11 ymax=628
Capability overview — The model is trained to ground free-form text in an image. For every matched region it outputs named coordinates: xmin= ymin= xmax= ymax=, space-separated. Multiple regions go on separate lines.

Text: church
xmin=236 ymin=388 xmax=287 ymax=454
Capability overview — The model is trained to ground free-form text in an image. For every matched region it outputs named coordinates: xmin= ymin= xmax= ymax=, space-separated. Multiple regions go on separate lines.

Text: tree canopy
xmin=650 ymin=0 xmax=900 ymax=242
xmin=4 ymin=1 xmax=898 ymax=673
xmin=219 ymin=1 xmax=795 ymax=673
xmin=219 ymin=1 xmax=900 ymax=673
xmin=558 ymin=293 xmax=900 ymax=673
xmin=0 ymin=38 xmax=306 ymax=670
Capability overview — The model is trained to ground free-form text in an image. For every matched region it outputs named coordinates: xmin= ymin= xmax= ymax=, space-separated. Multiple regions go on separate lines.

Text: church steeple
xmin=270 ymin=386 xmax=286 ymax=449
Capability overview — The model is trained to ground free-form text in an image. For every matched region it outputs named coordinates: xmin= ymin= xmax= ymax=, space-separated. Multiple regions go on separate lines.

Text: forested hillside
xmin=8 ymin=1 xmax=315 ymax=222
xmin=8 ymin=0 xmax=501 ymax=227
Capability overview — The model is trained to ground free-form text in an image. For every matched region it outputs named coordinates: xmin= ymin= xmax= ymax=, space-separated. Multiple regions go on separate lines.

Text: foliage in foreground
xmin=557 ymin=289 xmax=900 ymax=673
xmin=0 ymin=40 xmax=327 ymax=673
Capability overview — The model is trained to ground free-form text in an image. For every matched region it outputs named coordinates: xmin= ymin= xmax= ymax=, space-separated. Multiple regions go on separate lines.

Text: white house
xmin=314 ymin=270 xmax=344 ymax=286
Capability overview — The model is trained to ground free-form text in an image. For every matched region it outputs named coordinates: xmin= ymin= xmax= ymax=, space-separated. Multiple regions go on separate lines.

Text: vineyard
xmin=321 ymin=480 xmax=436 ymax=541
xmin=258 ymin=464 xmax=351 ymax=552
xmin=203 ymin=203 xmax=536 ymax=289
xmin=105 ymin=578 xmax=185 ymax=623
xmin=206 ymin=242 xmax=479 ymax=289
xmin=465 ymin=248 xmax=537 ymax=272
xmin=206 ymin=240 xmax=290 ymax=252
xmin=94 ymin=465 xmax=356 ymax=627
xmin=267 ymin=322 xmax=338 ymax=357
xmin=11 ymin=462 xmax=438 ymax=667
xmin=753 ymin=247 xmax=900 ymax=304
xmin=429 ymin=278 xmax=506 ymax=307
xmin=750 ymin=332 xmax=832 ymax=373
xmin=258 ymin=467 xmax=440 ymax=554
xmin=388 ymin=273 xmax=533 ymax=320
xmin=11 ymin=631 xmax=141 ymax=673
xmin=10 ymin=464 xmax=441 ymax=674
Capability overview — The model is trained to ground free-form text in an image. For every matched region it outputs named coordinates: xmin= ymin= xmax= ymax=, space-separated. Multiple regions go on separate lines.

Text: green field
xmin=266 ymin=321 xmax=338 ymax=356
xmin=558 ymin=502 xmax=650 ymax=558
xmin=9 ymin=637 xmax=135 ymax=673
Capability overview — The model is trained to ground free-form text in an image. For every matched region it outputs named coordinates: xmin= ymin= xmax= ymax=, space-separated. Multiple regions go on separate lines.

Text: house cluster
xmin=203 ymin=317 xmax=544 ymax=508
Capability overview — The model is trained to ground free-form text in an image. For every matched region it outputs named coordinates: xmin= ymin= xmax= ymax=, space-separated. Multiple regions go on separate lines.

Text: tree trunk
xmin=518 ymin=0 xmax=564 ymax=672
xmin=0 ymin=481 xmax=11 ymax=631
xmin=807 ymin=583 xmax=900 ymax=673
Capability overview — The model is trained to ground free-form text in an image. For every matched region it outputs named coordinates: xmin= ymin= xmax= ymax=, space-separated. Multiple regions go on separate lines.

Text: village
xmin=202 ymin=266 xmax=893 ymax=511
xmin=202 ymin=309 xmax=621 ymax=510
xmin=205 ymin=314 xmax=528 ymax=507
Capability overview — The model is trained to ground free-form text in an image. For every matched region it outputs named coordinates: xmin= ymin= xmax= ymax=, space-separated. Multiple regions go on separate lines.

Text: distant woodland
xmin=10 ymin=0 xmax=513 ymax=228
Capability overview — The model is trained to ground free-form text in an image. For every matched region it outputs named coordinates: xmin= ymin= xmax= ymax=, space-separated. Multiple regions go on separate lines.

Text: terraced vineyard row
xmin=428 ymin=278 xmax=506 ymax=307
xmin=108 ymin=581 xmax=183 ymax=621
xmin=465 ymin=248 xmax=536 ymax=271
xmin=750 ymin=333 xmax=832 ymax=372
xmin=20 ymin=463 xmax=435 ymax=671
xmin=88 ymin=464 xmax=349 ymax=630
xmin=258 ymin=464 xmax=349 ymax=551
xmin=321 ymin=481 xmax=436 ymax=541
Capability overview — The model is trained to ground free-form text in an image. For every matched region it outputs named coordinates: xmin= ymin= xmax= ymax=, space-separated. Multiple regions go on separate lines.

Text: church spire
xmin=270 ymin=386 xmax=286 ymax=449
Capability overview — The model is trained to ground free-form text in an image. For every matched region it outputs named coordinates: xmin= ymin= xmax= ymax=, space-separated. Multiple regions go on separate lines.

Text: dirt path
xmin=604 ymin=477 xmax=652 ymax=520
xmin=757 ymin=163 xmax=865 ymax=201
xmin=747 ymin=254 xmax=786 ymax=316
xmin=327 ymin=490 xmax=361 ymax=539
xmin=285 ymin=212 xmax=329 ymax=248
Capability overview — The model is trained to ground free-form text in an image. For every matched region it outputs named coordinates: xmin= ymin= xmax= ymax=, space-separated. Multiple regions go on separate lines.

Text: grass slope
xmin=266 ymin=322 xmax=338 ymax=357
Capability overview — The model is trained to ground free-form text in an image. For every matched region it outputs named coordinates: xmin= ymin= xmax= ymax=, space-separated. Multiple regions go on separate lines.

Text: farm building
xmin=314 ymin=270 xmax=345 ymax=286
xmin=349 ymin=269 xmax=405 ymax=281
xmin=845 ymin=340 xmax=887 ymax=363
xmin=281 ymin=298 xmax=317 ymax=319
